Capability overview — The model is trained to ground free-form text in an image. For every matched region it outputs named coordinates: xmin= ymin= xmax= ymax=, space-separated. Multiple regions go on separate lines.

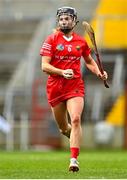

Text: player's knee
xmin=71 ymin=115 xmax=80 ymax=127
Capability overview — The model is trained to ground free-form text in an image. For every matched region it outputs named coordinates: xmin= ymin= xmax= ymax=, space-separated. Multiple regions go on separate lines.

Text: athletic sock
xmin=70 ymin=147 xmax=79 ymax=159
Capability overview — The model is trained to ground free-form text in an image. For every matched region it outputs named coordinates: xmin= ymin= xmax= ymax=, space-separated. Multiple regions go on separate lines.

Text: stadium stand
xmin=84 ymin=0 xmax=126 ymax=124
xmin=106 ymin=94 xmax=125 ymax=126
xmin=84 ymin=0 xmax=126 ymax=148
xmin=85 ymin=0 xmax=127 ymax=49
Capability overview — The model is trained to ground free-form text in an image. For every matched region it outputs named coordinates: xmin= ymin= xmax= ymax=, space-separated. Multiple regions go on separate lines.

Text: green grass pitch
xmin=0 ymin=149 xmax=127 ymax=179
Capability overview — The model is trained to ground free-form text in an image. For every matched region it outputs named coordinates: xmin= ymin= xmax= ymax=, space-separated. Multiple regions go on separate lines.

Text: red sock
xmin=70 ymin=147 xmax=79 ymax=159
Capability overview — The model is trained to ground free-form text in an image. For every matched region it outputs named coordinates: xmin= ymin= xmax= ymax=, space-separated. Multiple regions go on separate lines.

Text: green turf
xmin=0 ymin=150 xmax=127 ymax=179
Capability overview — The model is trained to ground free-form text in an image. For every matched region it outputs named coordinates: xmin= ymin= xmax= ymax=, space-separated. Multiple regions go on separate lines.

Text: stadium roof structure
xmin=84 ymin=0 xmax=127 ymax=50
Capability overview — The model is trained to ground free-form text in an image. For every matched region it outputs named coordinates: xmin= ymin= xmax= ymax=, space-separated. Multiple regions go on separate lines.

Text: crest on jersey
xmin=76 ymin=45 xmax=80 ymax=51
xmin=56 ymin=44 xmax=64 ymax=51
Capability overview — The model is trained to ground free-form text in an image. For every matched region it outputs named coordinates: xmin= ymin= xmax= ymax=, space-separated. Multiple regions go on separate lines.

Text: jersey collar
xmin=63 ymin=35 xmax=73 ymax=41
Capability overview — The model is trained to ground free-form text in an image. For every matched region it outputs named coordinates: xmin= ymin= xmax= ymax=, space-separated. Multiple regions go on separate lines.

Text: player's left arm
xmin=84 ymin=54 xmax=108 ymax=80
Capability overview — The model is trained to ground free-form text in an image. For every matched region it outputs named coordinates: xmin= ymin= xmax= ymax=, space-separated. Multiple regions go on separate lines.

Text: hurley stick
xmin=82 ymin=21 xmax=109 ymax=88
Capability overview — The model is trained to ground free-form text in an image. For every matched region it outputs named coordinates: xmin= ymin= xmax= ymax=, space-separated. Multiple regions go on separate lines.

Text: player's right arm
xmin=40 ymin=34 xmax=74 ymax=79
xmin=42 ymin=56 xmax=62 ymax=75
xmin=41 ymin=56 xmax=74 ymax=79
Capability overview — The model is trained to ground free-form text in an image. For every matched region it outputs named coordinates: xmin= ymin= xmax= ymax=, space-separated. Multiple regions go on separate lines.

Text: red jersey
xmin=40 ymin=31 xmax=90 ymax=78
xmin=40 ymin=31 xmax=91 ymax=107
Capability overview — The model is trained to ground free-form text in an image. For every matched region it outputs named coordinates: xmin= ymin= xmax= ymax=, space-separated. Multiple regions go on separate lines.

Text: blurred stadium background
xmin=0 ymin=0 xmax=126 ymax=151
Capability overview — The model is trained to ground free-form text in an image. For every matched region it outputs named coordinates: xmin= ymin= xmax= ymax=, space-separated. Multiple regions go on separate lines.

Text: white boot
xmin=69 ymin=158 xmax=79 ymax=172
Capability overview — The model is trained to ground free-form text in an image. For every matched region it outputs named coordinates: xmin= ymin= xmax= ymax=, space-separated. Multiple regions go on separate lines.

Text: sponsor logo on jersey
xmin=76 ymin=45 xmax=80 ymax=51
xmin=55 ymin=55 xmax=80 ymax=61
xmin=56 ymin=44 xmax=64 ymax=51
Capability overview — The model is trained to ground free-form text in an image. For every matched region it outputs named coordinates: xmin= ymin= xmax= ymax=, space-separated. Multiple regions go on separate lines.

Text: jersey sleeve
xmin=82 ymin=40 xmax=91 ymax=59
xmin=40 ymin=35 xmax=53 ymax=57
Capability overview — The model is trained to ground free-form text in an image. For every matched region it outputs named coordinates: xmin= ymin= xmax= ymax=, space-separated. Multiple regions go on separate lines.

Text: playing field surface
xmin=0 ymin=149 xmax=127 ymax=179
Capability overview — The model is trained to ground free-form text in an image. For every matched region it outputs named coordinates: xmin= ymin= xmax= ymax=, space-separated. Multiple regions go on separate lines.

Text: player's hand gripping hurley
xmin=82 ymin=21 xmax=109 ymax=88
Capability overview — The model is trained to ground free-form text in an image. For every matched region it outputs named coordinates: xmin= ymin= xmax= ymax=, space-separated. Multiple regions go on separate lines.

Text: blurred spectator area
xmin=0 ymin=0 xmax=126 ymax=150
